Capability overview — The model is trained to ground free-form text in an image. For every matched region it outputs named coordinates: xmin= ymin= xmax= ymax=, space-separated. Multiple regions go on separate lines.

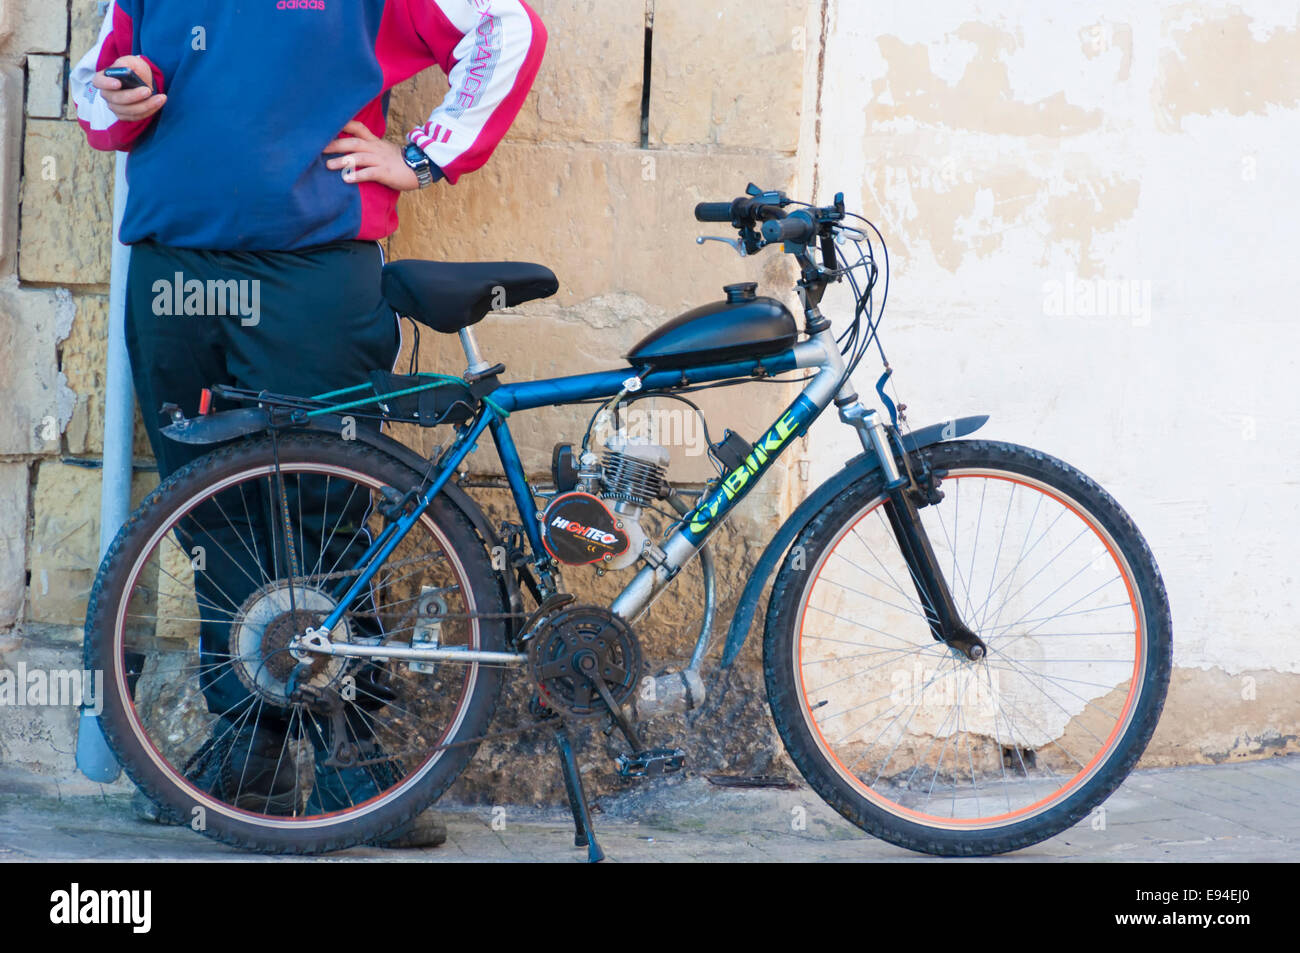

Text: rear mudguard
xmin=162 ymin=409 xmax=524 ymax=632
xmin=718 ymin=414 xmax=988 ymax=668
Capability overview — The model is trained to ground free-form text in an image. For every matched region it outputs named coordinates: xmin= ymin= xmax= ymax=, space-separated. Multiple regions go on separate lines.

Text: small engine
xmin=543 ymin=435 xmax=670 ymax=570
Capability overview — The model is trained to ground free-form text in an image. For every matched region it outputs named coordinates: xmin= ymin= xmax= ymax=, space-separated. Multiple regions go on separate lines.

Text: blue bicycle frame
xmin=300 ymin=324 xmax=859 ymax=663
xmin=280 ymin=214 xmax=991 ymax=673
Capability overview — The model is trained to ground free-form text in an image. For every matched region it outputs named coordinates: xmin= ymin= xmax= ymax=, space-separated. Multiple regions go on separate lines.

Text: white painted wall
xmin=805 ymin=0 xmax=1300 ymax=675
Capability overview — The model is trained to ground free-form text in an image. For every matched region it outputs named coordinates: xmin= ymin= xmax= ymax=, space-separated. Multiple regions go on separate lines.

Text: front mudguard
xmin=718 ymin=414 xmax=989 ymax=667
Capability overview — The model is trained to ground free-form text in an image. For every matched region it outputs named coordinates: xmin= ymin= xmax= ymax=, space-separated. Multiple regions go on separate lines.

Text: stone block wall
xmin=0 ymin=0 xmax=820 ymax=793
xmin=384 ymin=0 xmax=818 ymax=798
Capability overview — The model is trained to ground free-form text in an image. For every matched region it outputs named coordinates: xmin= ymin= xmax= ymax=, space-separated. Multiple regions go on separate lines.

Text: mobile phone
xmin=104 ymin=66 xmax=153 ymax=93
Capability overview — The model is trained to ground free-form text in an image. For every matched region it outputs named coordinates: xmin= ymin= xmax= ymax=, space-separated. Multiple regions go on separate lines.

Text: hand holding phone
xmin=104 ymin=66 xmax=153 ymax=93
xmin=92 ymin=56 xmax=166 ymax=122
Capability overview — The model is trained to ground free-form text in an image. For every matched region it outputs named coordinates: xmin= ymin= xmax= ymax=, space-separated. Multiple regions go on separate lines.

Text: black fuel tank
xmin=627 ymin=284 xmax=797 ymax=369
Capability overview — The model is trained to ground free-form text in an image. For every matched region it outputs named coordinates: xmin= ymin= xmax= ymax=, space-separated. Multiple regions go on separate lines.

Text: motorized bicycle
xmin=85 ymin=184 xmax=1172 ymax=860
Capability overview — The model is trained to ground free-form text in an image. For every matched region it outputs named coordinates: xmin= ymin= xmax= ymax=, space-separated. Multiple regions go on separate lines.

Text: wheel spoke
xmin=787 ymin=453 xmax=1157 ymax=837
xmin=93 ymin=444 xmax=494 ymax=840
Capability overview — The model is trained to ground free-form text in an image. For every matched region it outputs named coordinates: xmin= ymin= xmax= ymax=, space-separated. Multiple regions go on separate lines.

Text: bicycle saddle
xmin=381 ymin=259 xmax=558 ymax=334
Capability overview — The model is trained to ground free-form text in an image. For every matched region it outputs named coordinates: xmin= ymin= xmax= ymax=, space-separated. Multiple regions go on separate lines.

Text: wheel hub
xmin=261 ymin=610 xmax=328 ymax=682
xmin=231 ymin=583 xmax=351 ymax=706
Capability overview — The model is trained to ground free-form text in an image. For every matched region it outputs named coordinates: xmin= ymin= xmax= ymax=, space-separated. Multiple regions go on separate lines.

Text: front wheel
xmin=764 ymin=440 xmax=1172 ymax=856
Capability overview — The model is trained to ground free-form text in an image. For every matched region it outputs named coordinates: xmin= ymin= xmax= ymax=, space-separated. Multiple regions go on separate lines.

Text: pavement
xmin=1 ymin=754 xmax=1297 ymax=862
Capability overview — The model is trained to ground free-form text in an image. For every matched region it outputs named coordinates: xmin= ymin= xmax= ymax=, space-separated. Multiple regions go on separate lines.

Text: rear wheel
xmin=86 ymin=433 xmax=506 ymax=853
xmin=764 ymin=440 xmax=1172 ymax=856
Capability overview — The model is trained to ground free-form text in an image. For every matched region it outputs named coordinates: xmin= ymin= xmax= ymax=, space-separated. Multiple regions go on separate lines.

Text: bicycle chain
xmin=270 ymin=552 xmax=602 ymax=761
xmin=285 ymin=554 xmax=529 ymax=624
xmin=291 ymin=654 xmax=572 ymax=770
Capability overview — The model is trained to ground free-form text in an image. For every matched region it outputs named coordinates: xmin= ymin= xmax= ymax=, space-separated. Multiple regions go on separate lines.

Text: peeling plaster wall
xmin=805 ymin=1 xmax=1300 ymax=758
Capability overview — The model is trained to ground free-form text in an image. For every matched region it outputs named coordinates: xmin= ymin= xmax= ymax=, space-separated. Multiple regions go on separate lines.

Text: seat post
xmin=458 ymin=327 xmax=492 ymax=377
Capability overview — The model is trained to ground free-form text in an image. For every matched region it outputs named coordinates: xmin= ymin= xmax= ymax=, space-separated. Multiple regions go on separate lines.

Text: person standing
xmin=72 ymin=0 xmax=546 ymax=847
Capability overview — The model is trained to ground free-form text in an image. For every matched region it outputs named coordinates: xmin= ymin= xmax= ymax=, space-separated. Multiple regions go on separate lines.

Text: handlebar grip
xmin=761 ymin=213 xmax=816 ymax=245
xmin=695 ymin=202 xmax=738 ymax=223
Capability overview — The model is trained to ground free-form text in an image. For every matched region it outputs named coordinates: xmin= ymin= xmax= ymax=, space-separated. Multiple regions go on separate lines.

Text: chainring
xmin=527 ymin=606 xmax=642 ymax=718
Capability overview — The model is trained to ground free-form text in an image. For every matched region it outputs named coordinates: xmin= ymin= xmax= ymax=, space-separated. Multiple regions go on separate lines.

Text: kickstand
xmin=552 ymin=723 xmax=605 ymax=863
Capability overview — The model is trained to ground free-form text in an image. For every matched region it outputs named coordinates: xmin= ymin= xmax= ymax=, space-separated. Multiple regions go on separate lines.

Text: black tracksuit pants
xmin=125 ymin=239 xmax=400 ymax=724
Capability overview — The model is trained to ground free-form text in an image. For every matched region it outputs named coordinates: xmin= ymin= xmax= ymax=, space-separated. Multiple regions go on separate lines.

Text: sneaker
xmin=131 ymin=716 xmax=299 ymax=822
xmin=215 ymin=719 xmax=299 ymax=814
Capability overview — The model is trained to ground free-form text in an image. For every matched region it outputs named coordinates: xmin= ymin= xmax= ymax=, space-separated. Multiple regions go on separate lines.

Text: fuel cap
xmin=723 ymin=282 xmax=758 ymax=303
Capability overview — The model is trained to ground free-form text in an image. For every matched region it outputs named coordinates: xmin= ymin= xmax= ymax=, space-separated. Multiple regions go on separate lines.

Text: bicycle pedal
xmin=617 ymin=747 xmax=686 ymax=779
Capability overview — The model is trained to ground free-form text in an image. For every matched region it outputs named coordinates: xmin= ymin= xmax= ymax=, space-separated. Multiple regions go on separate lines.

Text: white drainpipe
xmin=75 ymin=152 xmax=131 ymax=782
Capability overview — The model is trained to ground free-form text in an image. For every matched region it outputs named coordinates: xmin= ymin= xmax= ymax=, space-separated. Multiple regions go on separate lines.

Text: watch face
xmin=404 ymin=144 xmax=435 ymax=187
xmin=400 ymin=143 xmax=431 ymax=185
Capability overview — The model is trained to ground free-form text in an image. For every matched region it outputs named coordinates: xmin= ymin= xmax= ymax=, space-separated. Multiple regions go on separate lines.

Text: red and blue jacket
xmin=70 ymin=0 xmax=546 ymax=250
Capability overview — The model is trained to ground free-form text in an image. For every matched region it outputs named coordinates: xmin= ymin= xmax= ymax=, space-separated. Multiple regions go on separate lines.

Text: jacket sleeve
xmin=405 ymin=0 xmax=546 ymax=184
xmin=70 ymin=0 xmax=166 ymax=152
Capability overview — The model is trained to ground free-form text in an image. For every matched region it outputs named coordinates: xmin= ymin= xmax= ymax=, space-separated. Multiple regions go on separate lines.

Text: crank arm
xmin=583 ymin=668 xmax=644 ymax=754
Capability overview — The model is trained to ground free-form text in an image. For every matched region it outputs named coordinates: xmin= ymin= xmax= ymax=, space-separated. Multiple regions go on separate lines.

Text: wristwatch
xmin=402 ymin=142 xmax=440 ymax=189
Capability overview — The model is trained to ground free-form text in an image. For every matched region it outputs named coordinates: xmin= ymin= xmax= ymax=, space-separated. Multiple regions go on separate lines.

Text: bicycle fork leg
xmin=841 ymin=399 xmax=987 ymax=660
xmin=553 ymin=723 xmax=604 ymax=863
xmin=883 ymin=485 xmax=987 ymax=661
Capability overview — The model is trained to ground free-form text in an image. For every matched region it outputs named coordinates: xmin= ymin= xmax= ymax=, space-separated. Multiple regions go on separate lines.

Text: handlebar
xmin=694 ymin=201 xmax=738 ymax=223
xmin=761 ymin=213 xmax=816 ymax=245
xmin=695 ymin=185 xmax=849 ymax=285
xmin=694 ymin=187 xmax=867 ymax=328
xmin=694 ymin=197 xmax=788 ymax=225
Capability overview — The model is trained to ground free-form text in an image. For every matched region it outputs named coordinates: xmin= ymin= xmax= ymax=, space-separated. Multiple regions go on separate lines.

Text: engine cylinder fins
xmin=602 ymin=435 xmax=670 ymax=506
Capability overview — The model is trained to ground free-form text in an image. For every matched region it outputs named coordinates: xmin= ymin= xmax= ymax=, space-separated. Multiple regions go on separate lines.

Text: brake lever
xmin=696 ymin=235 xmax=747 ymax=257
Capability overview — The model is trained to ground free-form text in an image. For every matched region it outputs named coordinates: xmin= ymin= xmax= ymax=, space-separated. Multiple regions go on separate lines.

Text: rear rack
xmin=210 ymin=370 xmax=480 ymax=429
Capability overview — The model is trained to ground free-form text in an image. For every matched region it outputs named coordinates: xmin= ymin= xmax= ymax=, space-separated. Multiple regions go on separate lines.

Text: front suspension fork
xmin=839 ymin=398 xmax=987 ymax=661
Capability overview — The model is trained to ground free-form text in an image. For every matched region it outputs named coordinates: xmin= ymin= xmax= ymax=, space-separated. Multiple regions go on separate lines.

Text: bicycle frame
xmin=119 ymin=185 xmax=1166 ymax=863
xmin=280 ymin=194 xmax=992 ymax=673
xmin=299 ymin=323 xmax=859 ymax=666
